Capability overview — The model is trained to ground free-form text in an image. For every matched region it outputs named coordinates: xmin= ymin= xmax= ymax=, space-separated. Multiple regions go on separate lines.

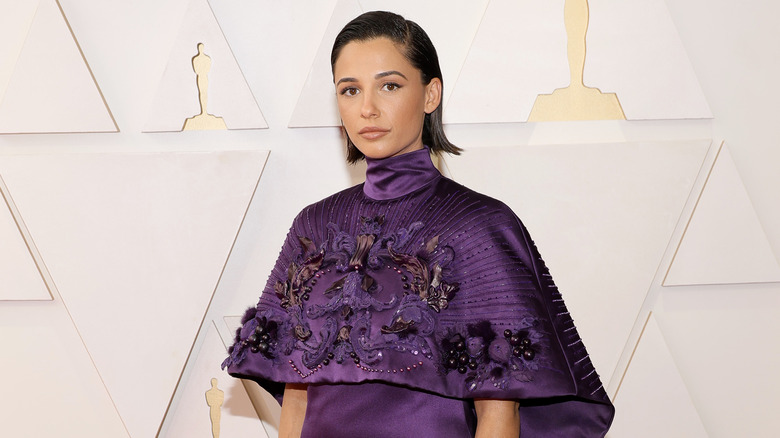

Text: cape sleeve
xmin=438 ymin=200 xmax=615 ymax=436
xmin=222 ymin=186 xmax=614 ymax=436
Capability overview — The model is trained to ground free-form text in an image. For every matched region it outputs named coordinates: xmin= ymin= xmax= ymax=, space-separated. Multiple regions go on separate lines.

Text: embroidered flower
xmin=467 ymin=336 xmax=484 ymax=357
xmin=275 ymin=237 xmax=323 ymax=309
xmin=437 ymin=319 xmax=548 ymax=392
xmin=221 ymin=310 xmax=284 ymax=369
xmin=388 ymin=235 xmax=459 ymax=312
xmin=488 ymin=337 xmax=512 ymax=363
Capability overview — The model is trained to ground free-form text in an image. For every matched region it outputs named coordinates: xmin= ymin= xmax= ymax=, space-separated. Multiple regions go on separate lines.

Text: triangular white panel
xmin=0 ymin=0 xmax=38 ymax=104
xmin=162 ymin=323 xmax=266 ymax=438
xmin=607 ymin=314 xmax=707 ymax=438
xmin=0 ymin=302 xmax=129 ymax=437
xmin=656 ymin=285 xmax=780 ymax=437
xmin=288 ymin=0 xmax=363 ymax=128
xmin=0 ymin=176 xmax=50 ymax=301
xmin=222 ymin=316 xmax=243 ymax=344
xmin=444 ymin=140 xmax=709 ymax=380
xmin=446 ymin=0 xmax=712 ymax=123
xmin=586 ymin=0 xmax=711 ymax=120
xmin=665 ymin=143 xmax=780 ymax=285
xmin=445 ymin=0 xmax=567 ymax=124
xmin=144 ymin=0 xmax=267 ymax=131
xmin=0 ymin=0 xmax=117 ymax=133
xmin=290 ymin=0 xmax=488 ymax=128
xmin=358 ymin=0 xmax=488 ymax=106
xmin=0 ymin=150 xmax=268 ymax=438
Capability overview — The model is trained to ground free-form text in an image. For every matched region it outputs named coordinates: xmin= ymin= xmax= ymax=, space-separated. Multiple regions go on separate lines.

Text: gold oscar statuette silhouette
xmin=182 ymin=43 xmax=227 ymax=130
xmin=528 ymin=0 xmax=625 ymax=121
xmin=205 ymin=377 xmax=224 ymax=438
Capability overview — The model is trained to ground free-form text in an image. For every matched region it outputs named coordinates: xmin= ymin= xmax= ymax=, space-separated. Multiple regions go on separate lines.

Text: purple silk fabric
xmin=362 ymin=148 xmax=441 ymax=200
xmin=302 ymin=383 xmax=476 ymax=438
xmin=224 ymin=148 xmax=614 ymax=437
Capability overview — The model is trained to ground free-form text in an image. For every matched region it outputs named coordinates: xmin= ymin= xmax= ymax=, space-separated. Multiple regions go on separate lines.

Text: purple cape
xmin=224 ymin=148 xmax=614 ymax=437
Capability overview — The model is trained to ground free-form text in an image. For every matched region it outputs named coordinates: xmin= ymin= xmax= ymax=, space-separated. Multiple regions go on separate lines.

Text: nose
xmin=360 ymin=90 xmax=379 ymax=118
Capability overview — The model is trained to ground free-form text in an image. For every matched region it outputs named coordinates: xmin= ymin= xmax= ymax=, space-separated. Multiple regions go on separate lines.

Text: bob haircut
xmin=331 ymin=11 xmax=462 ymax=163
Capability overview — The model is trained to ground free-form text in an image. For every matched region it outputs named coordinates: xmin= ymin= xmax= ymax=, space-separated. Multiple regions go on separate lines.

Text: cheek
xmin=405 ymin=90 xmax=427 ymax=116
xmin=337 ymin=100 xmax=357 ymax=126
xmin=396 ymin=97 xmax=426 ymax=127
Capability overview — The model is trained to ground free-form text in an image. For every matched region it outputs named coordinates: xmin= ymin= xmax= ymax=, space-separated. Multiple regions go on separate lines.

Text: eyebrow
xmin=375 ymin=70 xmax=407 ymax=80
xmin=336 ymin=70 xmax=408 ymax=85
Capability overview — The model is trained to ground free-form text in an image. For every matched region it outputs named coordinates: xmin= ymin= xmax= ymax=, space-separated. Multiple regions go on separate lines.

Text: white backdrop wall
xmin=0 ymin=1 xmax=778 ymax=437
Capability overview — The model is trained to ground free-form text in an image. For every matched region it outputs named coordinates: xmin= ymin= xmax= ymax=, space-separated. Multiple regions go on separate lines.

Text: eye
xmin=382 ymin=82 xmax=401 ymax=92
xmin=340 ymin=87 xmax=359 ymax=97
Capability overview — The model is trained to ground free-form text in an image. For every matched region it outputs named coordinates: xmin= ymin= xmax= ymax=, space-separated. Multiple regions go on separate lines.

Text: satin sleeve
xmin=439 ymin=203 xmax=614 ymax=436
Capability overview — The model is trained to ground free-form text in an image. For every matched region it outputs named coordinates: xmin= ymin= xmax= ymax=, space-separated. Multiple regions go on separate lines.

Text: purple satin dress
xmin=223 ymin=148 xmax=614 ymax=437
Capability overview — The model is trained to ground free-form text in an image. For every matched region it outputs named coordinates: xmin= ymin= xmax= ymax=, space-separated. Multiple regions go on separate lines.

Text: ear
xmin=424 ymin=78 xmax=442 ymax=114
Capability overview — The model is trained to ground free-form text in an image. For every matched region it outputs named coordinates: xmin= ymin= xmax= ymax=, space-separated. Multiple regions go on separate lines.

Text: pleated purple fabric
xmin=224 ymin=148 xmax=614 ymax=437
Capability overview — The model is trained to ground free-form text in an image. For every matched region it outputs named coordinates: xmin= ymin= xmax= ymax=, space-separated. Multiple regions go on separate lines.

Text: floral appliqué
xmin=223 ymin=215 xmax=461 ymax=374
xmin=438 ymin=318 xmax=550 ymax=391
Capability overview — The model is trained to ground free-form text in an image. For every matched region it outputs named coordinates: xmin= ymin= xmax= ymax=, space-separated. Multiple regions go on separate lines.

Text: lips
xmin=358 ymin=126 xmax=389 ymax=140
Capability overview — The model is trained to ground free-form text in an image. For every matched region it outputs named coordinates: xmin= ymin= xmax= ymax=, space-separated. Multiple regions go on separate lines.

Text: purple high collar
xmin=363 ymin=148 xmax=441 ymax=200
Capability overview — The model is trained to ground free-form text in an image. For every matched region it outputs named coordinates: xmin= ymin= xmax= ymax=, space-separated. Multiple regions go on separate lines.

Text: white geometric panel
xmin=143 ymin=0 xmax=267 ymax=132
xmin=0 ymin=0 xmax=38 ymax=105
xmin=586 ymin=0 xmax=712 ymax=120
xmin=0 ymin=302 xmax=129 ymax=438
xmin=0 ymin=0 xmax=117 ymax=133
xmin=288 ymin=0 xmax=487 ymax=128
xmin=444 ymin=0 xmax=567 ymax=124
xmin=161 ymin=323 xmax=267 ymax=438
xmin=665 ymin=142 xmax=780 ymax=285
xmin=607 ymin=314 xmax=707 ymax=438
xmin=0 ymin=150 xmax=269 ymax=438
xmin=445 ymin=0 xmax=712 ymax=124
xmin=656 ymin=285 xmax=780 ymax=438
xmin=443 ymin=140 xmax=709 ymax=382
xmin=0 ymin=175 xmax=51 ymax=301
xmin=222 ymin=316 xmax=243 ymax=345
xmin=288 ymin=0 xmax=363 ymax=128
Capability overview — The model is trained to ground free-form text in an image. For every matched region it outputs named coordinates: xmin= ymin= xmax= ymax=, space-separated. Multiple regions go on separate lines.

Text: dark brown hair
xmin=331 ymin=11 xmax=462 ymax=163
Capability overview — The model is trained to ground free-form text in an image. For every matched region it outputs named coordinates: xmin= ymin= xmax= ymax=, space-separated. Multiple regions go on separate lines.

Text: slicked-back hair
xmin=331 ymin=11 xmax=462 ymax=163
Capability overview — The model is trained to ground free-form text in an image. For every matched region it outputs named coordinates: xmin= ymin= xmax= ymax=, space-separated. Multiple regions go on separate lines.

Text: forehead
xmin=333 ymin=38 xmax=418 ymax=79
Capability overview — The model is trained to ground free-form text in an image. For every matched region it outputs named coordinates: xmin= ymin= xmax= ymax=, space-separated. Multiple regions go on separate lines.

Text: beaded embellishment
xmin=438 ymin=319 xmax=550 ymax=391
xmin=223 ymin=215 xmax=548 ymax=392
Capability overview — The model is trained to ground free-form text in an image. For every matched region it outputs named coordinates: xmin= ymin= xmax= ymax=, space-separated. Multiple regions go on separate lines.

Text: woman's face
xmin=333 ymin=37 xmax=441 ymax=160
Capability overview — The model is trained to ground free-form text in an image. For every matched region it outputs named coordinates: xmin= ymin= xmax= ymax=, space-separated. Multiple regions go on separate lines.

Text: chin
xmin=354 ymin=144 xmax=394 ymax=160
xmin=362 ymin=153 xmax=393 ymax=160
xmin=355 ymin=144 xmax=422 ymax=161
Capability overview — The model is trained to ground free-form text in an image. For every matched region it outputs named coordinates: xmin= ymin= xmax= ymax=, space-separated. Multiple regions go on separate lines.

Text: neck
xmin=363 ymin=148 xmax=441 ymax=200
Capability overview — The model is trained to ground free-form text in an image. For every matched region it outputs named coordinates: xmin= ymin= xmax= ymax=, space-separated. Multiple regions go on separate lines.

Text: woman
xmin=223 ymin=11 xmax=614 ymax=437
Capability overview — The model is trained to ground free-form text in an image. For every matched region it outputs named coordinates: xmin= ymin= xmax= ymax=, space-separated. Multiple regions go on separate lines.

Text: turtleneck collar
xmin=363 ymin=147 xmax=441 ymax=200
